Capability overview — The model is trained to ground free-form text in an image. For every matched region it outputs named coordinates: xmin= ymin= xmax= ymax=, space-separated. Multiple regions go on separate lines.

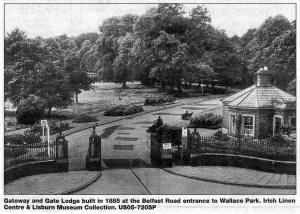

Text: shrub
xmin=214 ymin=130 xmax=230 ymax=141
xmin=104 ymin=104 xmax=144 ymax=116
xmin=147 ymin=116 xmax=164 ymax=133
xmin=270 ymin=134 xmax=295 ymax=147
xmin=16 ymin=95 xmax=45 ymax=125
xmin=72 ymin=115 xmax=99 ymax=123
xmin=189 ymin=113 xmax=222 ymax=129
xmin=4 ymin=133 xmax=41 ymax=146
xmin=25 ymin=121 xmax=71 ymax=135
xmin=4 ymin=110 xmax=16 ymax=117
xmin=181 ymin=111 xmax=193 ymax=120
xmin=144 ymin=96 xmax=176 ymax=106
xmin=156 ymin=125 xmax=182 ymax=146
xmin=5 ymin=118 xmax=17 ymax=126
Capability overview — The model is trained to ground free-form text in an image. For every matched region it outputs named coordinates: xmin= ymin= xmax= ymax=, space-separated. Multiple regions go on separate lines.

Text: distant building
xmin=222 ymin=67 xmax=296 ymax=138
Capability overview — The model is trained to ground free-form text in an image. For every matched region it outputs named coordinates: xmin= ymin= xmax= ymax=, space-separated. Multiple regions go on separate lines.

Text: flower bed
xmin=72 ymin=115 xmax=99 ymax=123
xmin=104 ymin=104 xmax=144 ymax=116
xmin=144 ymin=96 xmax=176 ymax=106
xmin=189 ymin=113 xmax=222 ymax=129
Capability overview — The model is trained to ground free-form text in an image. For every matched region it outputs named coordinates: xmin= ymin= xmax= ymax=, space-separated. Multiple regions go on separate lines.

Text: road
xmin=65 ymin=97 xmax=223 ymax=170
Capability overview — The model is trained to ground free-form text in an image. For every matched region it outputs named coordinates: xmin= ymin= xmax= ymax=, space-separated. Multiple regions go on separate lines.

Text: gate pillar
xmin=86 ymin=124 xmax=102 ymax=171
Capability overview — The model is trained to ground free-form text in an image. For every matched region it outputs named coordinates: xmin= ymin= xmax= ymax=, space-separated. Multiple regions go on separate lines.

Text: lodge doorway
xmin=273 ymin=116 xmax=282 ymax=134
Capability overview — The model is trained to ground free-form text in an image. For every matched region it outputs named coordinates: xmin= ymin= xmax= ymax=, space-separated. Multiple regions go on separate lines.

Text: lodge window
xmin=242 ymin=115 xmax=254 ymax=137
xmin=230 ymin=114 xmax=236 ymax=134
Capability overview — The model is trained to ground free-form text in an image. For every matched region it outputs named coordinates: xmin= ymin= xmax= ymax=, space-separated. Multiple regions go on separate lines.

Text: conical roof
xmin=222 ymin=86 xmax=295 ymax=109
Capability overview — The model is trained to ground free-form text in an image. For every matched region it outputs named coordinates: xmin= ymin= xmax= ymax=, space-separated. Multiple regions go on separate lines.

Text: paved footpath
xmin=5 ymin=167 xmax=295 ymax=195
xmin=4 ymin=171 xmax=99 ymax=195
xmin=164 ymin=166 xmax=296 ymax=189
xmin=74 ymin=168 xmax=295 ymax=195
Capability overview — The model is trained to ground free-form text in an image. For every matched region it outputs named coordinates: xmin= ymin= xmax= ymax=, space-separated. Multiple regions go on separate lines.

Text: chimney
xmin=256 ymin=66 xmax=272 ymax=87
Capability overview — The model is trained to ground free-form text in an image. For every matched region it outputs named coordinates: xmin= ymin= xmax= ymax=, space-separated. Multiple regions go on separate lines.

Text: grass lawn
xmin=53 ymin=82 xmax=163 ymax=117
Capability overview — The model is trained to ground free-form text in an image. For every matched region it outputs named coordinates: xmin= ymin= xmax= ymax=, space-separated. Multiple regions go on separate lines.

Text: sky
xmin=4 ymin=3 xmax=296 ymax=38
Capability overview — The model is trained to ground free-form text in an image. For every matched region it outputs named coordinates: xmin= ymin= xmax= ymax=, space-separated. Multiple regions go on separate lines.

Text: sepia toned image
xmin=3 ymin=2 xmax=296 ymax=196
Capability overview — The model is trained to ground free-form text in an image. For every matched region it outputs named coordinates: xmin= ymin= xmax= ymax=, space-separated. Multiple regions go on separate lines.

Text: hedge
xmin=72 ymin=115 xmax=99 ymax=123
xmin=189 ymin=113 xmax=222 ymax=129
xmin=144 ymin=96 xmax=176 ymax=106
xmin=104 ymin=104 xmax=144 ymax=116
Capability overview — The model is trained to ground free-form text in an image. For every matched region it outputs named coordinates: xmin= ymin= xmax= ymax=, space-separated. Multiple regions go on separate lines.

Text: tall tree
xmin=113 ymin=33 xmax=134 ymax=88
xmin=33 ymin=61 xmax=73 ymax=117
xmin=97 ymin=14 xmax=138 ymax=82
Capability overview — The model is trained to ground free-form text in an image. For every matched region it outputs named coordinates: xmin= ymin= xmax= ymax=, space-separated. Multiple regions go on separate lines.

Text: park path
xmin=65 ymin=97 xmax=223 ymax=170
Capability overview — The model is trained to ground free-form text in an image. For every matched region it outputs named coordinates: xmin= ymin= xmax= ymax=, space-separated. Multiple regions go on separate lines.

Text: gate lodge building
xmin=222 ymin=67 xmax=296 ymax=138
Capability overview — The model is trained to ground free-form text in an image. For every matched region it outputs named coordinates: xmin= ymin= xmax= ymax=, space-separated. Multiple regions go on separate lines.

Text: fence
xmin=4 ymin=141 xmax=58 ymax=168
xmin=187 ymin=130 xmax=296 ymax=161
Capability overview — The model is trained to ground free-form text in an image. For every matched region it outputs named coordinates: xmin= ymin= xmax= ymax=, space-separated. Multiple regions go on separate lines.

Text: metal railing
xmin=187 ymin=130 xmax=296 ymax=161
xmin=4 ymin=141 xmax=58 ymax=168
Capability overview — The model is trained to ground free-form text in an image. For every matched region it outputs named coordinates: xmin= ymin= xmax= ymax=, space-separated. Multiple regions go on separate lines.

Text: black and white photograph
xmin=2 ymin=0 xmax=297 ymax=201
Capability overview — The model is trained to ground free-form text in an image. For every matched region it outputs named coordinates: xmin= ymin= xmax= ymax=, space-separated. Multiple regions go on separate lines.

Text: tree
xmin=97 ymin=14 xmax=138 ymax=82
xmin=43 ymin=37 xmax=63 ymax=63
xmin=133 ymin=4 xmax=214 ymax=91
xmin=5 ymin=29 xmax=47 ymax=104
xmin=64 ymin=49 xmax=94 ymax=103
xmin=68 ymin=70 xmax=94 ymax=103
xmin=239 ymin=15 xmax=295 ymax=91
xmin=34 ymin=61 xmax=73 ymax=117
xmin=113 ymin=33 xmax=134 ymax=88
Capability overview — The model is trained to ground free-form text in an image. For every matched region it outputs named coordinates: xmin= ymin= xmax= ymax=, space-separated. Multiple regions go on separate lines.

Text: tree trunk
xmin=177 ymin=81 xmax=182 ymax=93
xmin=161 ymin=80 xmax=166 ymax=90
xmin=122 ymin=81 xmax=127 ymax=89
xmin=170 ymin=80 xmax=174 ymax=91
xmin=211 ymin=84 xmax=216 ymax=94
xmin=75 ymin=93 xmax=79 ymax=104
xmin=48 ymin=107 xmax=52 ymax=119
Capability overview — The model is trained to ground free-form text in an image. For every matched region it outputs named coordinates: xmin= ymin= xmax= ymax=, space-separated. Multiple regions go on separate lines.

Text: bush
xmin=5 ymin=110 xmax=16 ymax=117
xmin=4 ymin=133 xmax=41 ymax=146
xmin=181 ymin=111 xmax=193 ymax=120
xmin=104 ymin=104 xmax=144 ymax=116
xmin=214 ymin=130 xmax=230 ymax=141
xmin=25 ymin=121 xmax=71 ymax=135
xmin=147 ymin=116 xmax=164 ymax=133
xmin=156 ymin=125 xmax=182 ymax=146
xmin=16 ymin=95 xmax=45 ymax=125
xmin=189 ymin=113 xmax=222 ymax=129
xmin=144 ymin=96 xmax=176 ymax=106
xmin=73 ymin=115 xmax=99 ymax=123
